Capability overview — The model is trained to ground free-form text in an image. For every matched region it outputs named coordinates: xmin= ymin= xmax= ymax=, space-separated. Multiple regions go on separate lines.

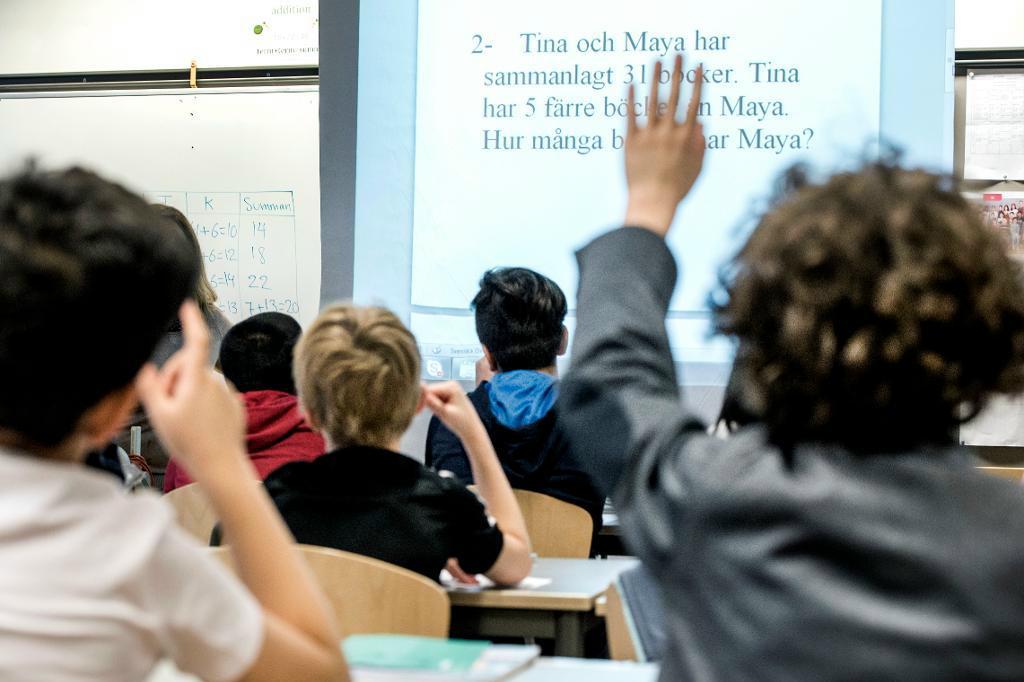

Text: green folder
xmin=343 ymin=635 xmax=540 ymax=680
xmin=345 ymin=635 xmax=490 ymax=672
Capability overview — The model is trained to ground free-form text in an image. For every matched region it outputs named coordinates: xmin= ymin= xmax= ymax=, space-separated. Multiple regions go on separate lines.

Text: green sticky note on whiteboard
xmin=343 ymin=635 xmax=490 ymax=672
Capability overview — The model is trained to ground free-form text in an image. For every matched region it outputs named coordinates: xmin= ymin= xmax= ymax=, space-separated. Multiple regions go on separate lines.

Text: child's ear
xmin=482 ymin=345 xmax=499 ymax=372
xmin=415 ymin=384 xmax=427 ymax=414
xmin=557 ymin=325 xmax=569 ymax=356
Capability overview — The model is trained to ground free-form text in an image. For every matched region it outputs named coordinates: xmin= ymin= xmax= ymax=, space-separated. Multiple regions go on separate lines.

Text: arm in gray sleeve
xmin=559 ymin=227 xmax=707 ymax=564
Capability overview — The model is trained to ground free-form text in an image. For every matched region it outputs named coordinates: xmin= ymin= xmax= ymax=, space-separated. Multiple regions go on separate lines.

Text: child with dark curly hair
xmin=560 ymin=55 xmax=1024 ymax=681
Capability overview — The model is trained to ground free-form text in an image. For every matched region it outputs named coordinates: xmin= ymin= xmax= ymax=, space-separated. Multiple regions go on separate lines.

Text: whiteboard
xmin=0 ymin=87 xmax=321 ymax=326
xmin=955 ymin=0 xmax=1024 ymax=50
xmin=0 ymin=0 xmax=318 ymax=75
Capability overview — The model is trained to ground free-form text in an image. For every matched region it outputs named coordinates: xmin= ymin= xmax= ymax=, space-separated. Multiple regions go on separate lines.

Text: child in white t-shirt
xmin=0 ymin=166 xmax=347 ymax=681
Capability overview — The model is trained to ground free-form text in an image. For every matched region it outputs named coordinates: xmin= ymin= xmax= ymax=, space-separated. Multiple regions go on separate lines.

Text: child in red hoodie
xmin=163 ymin=312 xmax=324 ymax=491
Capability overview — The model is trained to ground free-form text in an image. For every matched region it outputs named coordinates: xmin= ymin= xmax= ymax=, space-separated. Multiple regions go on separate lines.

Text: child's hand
xmin=136 ymin=301 xmax=249 ymax=482
xmin=624 ymin=54 xmax=706 ymax=237
xmin=446 ymin=559 xmax=480 ymax=586
xmin=424 ymin=381 xmax=487 ymax=443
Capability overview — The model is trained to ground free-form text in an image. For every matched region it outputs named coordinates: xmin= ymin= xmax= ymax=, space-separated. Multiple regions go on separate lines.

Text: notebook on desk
xmin=440 ymin=569 xmax=553 ymax=592
xmin=344 ymin=635 xmax=540 ymax=681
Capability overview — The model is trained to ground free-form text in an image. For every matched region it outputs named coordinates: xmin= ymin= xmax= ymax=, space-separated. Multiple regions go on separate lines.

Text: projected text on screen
xmin=412 ymin=0 xmax=882 ymax=317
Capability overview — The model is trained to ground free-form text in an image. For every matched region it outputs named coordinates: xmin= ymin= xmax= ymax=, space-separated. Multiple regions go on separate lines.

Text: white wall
xmin=956 ymin=0 xmax=1024 ymax=49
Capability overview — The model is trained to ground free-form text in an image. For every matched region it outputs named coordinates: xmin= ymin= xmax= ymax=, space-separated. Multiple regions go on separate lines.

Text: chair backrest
xmin=978 ymin=466 xmax=1024 ymax=483
xmin=163 ymin=483 xmax=217 ymax=543
xmin=465 ymin=486 xmax=593 ymax=558
xmin=511 ymin=489 xmax=593 ymax=558
xmin=210 ymin=545 xmax=450 ymax=639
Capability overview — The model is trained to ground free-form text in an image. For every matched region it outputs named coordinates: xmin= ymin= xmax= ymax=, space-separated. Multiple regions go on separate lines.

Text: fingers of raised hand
xmin=135 ymin=363 xmax=162 ymax=407
xmin=178 ymin=300 xmax=211 ymax=370
xmin=638 ymin=57 xmax=702 ymax=131
xmin=627 ymin=84 xmax=638 ymax=133
xmin=648 ymin=61 xmax=662 ymax=124
xmin=685 ymin=64 xmax=705 ymax=127
xmin=666 ymin=54 xmax=684 ymax=122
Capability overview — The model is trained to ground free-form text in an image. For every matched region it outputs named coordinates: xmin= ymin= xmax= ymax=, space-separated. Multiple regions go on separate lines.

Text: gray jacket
xmin=560 ymin=227 xmax=1024 ymax=681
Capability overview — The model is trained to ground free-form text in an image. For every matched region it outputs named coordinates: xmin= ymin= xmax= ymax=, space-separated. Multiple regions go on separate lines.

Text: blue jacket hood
xmin=485 ymin=370 xmax=558 ymax=430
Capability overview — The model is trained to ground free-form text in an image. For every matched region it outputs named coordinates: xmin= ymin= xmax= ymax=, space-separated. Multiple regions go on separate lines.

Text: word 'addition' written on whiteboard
xmin=147 ymin=191 xmax=300 ymax=322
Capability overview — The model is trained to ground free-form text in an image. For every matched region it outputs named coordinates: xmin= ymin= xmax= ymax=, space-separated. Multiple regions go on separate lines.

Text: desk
xmin=148 ymin=657 xmax=660 ymax=682
xmin=978 ymin=466 xmax=1024 ymax=482
xmin=447 ymin=557 xmax=639 ymax=657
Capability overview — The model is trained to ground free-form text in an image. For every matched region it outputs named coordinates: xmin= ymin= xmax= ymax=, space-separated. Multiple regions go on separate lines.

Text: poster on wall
xmin=967 ymin=190 xmax=1024 ymax=257
xmin=961 ymin=187 xmax=1024 ymax=446
xmin=965 ymin=73 xmax=1024 ymax=181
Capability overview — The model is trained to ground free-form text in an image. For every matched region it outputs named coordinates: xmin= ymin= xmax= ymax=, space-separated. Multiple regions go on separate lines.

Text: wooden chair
xmin=163 ymin=482 xmax=217 ymax=543
xmin=511 ymin=489 xmax=593 ymax=558
xmin=604 ymin=565 xmax=667 ymax=663
xmin=210 ymin=545 xmax=450 ymax=639
xmin=978 ymin=466 xmax=1024 ymax=482
xmin=468 ymin=486 xmax=594 ymax=558
xmin=605 ymin=581 xmax=639 ymax=662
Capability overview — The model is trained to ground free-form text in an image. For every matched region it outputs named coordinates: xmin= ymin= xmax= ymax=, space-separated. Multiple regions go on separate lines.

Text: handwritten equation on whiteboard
xmin=146 ymin=191 xmax=300 ymax=322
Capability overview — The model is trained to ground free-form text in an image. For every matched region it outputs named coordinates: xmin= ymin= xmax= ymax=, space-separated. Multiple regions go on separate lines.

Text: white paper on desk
xmin=440 ymin=570 xmax=552 ymax=592
xmin=961 ymin=393 xmax=1024 ymax=446
xmin=965 ymin=73 xmax=1024 ymax=180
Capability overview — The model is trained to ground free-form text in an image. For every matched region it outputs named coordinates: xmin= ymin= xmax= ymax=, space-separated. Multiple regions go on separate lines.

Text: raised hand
xmin=136 ymin=301 xmax=249 ymax=482
xmin=423 ymin=381 xmax=488 ymax=443
xmin=624 ymin=54 xmax=706 ymax=237
xmin=426 ymin=380 xmax=533 ymax=585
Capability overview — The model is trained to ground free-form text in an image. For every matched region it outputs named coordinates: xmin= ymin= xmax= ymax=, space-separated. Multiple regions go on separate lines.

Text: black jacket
xmin=425 ymin=383 xmax=604 ymax=531
xmin=560 ymin=227 xmax=1024 ymax=681
xmin=262 ymin=445 xmax=504 ymax=581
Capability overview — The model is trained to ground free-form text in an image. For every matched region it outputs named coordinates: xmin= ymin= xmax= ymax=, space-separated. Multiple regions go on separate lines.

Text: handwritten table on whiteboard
xmin=147 ymin=191 xmax=301 ymax=322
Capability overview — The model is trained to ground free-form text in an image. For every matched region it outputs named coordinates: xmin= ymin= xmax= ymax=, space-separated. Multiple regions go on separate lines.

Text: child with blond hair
xmin=262 ymin=303 xmax=533 ymax=585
